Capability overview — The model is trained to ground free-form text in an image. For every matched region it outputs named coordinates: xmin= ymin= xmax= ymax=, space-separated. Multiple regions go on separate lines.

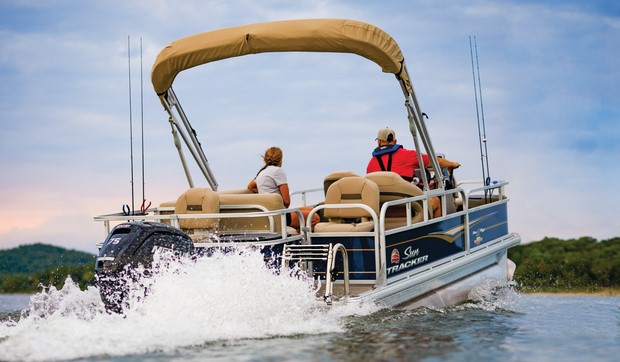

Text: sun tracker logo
xmin=386 ymin=246 xmax=430 ymax=275
xmin=390 ymin=249 xmax=400 ymax=264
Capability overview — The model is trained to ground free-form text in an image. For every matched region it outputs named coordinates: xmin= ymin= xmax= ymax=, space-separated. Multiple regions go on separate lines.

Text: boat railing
xmin=302 ymin=181 xmax=511 ymax=287
xmin=457 ymin=179 xmax=508 ymax=197
xmin=305 ymin=203 xmax=381 ymax=283
xmin=305 ymin=203 xmax=380 ymax=236
xmin=291 ymin=188 xmax=323 ymax=206
xmin=374 ymin=181 xmax=511 ymax=285
xmin=462 ymin=180 xmax=510 ymax=249
xmin=379 ymin=187 xmax=466 ymax=226
xmin=464 ymin=180 xmax=508 ymax=199
xmin=305 ymin=188 xmax=466 ymax=287
xmin=94 ymin=207 xmax=304 ymax=243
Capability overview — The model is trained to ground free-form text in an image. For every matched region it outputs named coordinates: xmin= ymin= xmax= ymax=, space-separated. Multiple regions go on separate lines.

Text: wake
xmin=0 ymin=248 xmax=377 ymax=362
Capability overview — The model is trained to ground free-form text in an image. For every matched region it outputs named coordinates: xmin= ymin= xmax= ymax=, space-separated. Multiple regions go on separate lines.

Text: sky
xmin=0 ymin=0 xmax=618 ymax=254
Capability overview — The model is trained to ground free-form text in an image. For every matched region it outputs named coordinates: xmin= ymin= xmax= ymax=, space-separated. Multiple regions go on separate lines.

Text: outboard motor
xmin=95 ymin=222 xmax=195 ymax=313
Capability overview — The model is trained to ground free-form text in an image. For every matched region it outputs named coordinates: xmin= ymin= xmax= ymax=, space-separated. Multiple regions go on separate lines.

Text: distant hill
xmin=0 ymin=243 xmax=96 ymax=293
xmin=0 ymin=243 xmax=95 ymax=275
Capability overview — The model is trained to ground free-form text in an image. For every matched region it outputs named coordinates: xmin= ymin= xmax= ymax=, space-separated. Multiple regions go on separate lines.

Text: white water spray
xmin=0 ymin=247 xmax=377 ymax=361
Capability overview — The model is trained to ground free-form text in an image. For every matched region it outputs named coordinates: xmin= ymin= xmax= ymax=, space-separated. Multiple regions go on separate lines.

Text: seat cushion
xmin=175 ymin=188 xmax=220 ymax=229
xmin=323 ymin=176 xmax=380 ymax=220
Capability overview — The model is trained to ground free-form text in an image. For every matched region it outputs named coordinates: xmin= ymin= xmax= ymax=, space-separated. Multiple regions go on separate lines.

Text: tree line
xmin=1 ymin=237 xmax=619 ymax=294
xmin=0 ymin=243 xmax=95 ymax=293
xmin=508 ymin=236 xmax=620 ymax=292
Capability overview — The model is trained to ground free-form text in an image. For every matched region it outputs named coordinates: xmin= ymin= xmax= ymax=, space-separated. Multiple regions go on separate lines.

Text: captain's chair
xmin=323 ymin=170 xmax=360 ymax=196
xmin=365 ymin=172 xmax=425 ymax=229
xmin=314 ymin=176 xmax=379 ymax=233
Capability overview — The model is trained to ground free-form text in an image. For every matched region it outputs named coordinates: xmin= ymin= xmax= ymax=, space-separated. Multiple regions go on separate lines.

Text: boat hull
xmin=359 ymin=233 xmax=520 ymax=309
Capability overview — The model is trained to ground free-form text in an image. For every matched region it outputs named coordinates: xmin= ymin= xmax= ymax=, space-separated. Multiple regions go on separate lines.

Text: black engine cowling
xmin=95 ymin=222 xmax=195 ymax=313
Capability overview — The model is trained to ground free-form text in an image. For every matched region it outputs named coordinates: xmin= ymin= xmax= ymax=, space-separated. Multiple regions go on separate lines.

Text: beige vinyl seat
xmin=175 ymin=188 xmax=220 ymax=233
xmin=309 ymin=171 xmax=361 ymax=223
xmin=314 ymin=176 xmax=380 ymax=233
xmin=364 ymin=171 xmax=425 ymax=229
xmin=323 ymin=170 xmax=360 ymax=196
xmin=218 ymin=192 xmax=292 ymax=234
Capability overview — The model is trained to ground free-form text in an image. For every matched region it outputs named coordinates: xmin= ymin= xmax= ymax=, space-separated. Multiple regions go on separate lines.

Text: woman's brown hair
xmin=255 ymin=146 xmax=283 ymax=177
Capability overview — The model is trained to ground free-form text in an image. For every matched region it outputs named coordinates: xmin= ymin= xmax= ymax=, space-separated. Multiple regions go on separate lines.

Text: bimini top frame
xmin=151 ymin=18 xmax=443 ymax=191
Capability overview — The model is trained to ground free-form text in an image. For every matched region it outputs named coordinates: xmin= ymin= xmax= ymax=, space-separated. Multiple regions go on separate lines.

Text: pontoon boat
xmin=94 ymin=19 xmax=521 ymax=312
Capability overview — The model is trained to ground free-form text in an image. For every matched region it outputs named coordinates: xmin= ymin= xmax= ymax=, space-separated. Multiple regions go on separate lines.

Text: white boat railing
xmin=305 ymin=203 xmax=381 ymax=283
xmin=291 ymin=188 xmax=323 ymax=207
xmin=303 ymin=180 xmax=511 ymax=287
xmin=95 ymin=181 xmax=511 ymax=287
xmin=464 ymin=180 xmax=508 ymax=199
xmin=94 ymin=207 xmax=304 ymax=243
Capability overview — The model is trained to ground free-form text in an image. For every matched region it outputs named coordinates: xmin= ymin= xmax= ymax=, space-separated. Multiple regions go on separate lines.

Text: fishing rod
xmin=139 ymin=37 xmax=151 ymax=214
xmin=126 ymin=35 xmax=135 ymax=216
xmin=469 ymin=36 xmax=492 ymax=195
xmin=123 ymin=36 xmax=150 ymax=216
xmin=474 ymin=37 xmax=491 ymax=186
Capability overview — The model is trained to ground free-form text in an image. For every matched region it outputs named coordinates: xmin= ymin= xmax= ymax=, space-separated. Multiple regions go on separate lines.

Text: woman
xmin=247 ymin=146 xmax=319 ymax=231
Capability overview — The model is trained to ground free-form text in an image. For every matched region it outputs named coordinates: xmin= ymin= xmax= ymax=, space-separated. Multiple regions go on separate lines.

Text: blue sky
xmin=0 ymin=0 xmax=618 ymax=253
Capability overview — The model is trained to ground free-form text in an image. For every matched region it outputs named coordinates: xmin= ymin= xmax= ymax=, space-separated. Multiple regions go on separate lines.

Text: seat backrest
xmin=323 ymin=170 xmax=360 ymax=196
xmin=175 ymin=188 xmax=220 ymax=230
xmin=364 ymin=171 xmax=424 ymax=204
xmin=218 ymin=193 xmax=286 ymax=232
xmin=365 ymin=171 xmax=425 ymax=227
xmin=324 ymin=176 xmax=379 ymax=221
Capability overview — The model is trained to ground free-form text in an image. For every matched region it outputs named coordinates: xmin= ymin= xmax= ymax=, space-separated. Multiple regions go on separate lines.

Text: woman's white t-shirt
xmin=255 ymin=165 xmax=288 ymax=194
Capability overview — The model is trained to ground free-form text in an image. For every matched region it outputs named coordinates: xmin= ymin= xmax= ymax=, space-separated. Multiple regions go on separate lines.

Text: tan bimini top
xmin=151 ymin=18 xmax=411 ymax=96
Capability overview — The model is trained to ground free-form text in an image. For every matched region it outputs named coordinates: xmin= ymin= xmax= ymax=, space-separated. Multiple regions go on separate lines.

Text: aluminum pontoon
xmin=94 ymin=19 xmax=521 ymax=311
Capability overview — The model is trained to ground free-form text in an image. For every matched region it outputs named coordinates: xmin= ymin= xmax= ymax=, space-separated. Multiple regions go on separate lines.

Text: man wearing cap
xmin=367 ymin=127 xmax=460 ymax=218
xmin=366 ymin=127 xmax=460 ymax=182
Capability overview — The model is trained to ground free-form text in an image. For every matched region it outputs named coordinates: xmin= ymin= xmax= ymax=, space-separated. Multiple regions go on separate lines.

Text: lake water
xmin=0 ymin=251 xmax=618 ymax=361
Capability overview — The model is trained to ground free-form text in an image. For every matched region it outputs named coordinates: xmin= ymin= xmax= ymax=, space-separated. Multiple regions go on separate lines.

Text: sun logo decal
xmin=391 ymin=249 xmax=400 ymax=264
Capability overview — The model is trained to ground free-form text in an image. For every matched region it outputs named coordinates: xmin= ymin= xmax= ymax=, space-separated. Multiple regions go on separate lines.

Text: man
xmin=366 ymin=127 xmax=460 ymax=181
xmin=366 ymin=127 xmax=460 ymax=218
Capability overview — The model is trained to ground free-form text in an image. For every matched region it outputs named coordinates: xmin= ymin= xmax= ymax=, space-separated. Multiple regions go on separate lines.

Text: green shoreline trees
xmin=0 ymin=244 xmax=95 ymax=293
xmin=509 ymin=236 xmax=620 ymax=293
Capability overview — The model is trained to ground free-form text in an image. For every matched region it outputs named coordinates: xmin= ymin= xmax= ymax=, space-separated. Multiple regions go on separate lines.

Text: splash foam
xmin=0 ymin=247 xmax=377 ymax=361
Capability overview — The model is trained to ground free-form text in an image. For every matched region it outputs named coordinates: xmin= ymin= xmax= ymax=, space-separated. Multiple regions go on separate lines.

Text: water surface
xmin=1 ymin=251 xmax=618 ymax=361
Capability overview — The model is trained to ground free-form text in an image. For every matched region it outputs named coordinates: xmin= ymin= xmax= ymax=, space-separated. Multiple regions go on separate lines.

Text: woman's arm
xmin=278 ymin=183 xmax=291 ymax=208
xmin=247 ymin=179 xmax=258 ymax=193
